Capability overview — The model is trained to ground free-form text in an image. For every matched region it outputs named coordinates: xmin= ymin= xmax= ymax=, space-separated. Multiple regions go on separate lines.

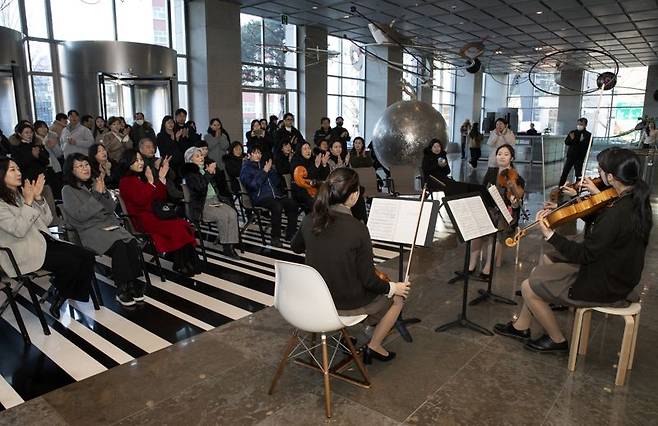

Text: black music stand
xmin=435 ymin=192 xmax=496 ymax=336
xmin=368 ymin=196 xmax=440 ymax=342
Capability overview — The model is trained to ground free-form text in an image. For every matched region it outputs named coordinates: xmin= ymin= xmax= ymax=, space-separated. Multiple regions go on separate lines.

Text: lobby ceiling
xmin=240 ymin=0 xmax=658 ymax=74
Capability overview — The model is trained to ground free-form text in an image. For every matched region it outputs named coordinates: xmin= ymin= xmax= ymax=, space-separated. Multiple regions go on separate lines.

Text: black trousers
xmin=293 ymin=191 xmax=314 ymax=213
xmin=41 ymin=235 xmax=95 ymax=302
xmin=559 ymin=154 xmax=585 ymax=187
xmin=105 ymin=239 xmax=141 ymax=285
xmin=469 ymin=148 xmax=481 ymax=168
xmin=255 ymin=197 xmax=299 ymax=239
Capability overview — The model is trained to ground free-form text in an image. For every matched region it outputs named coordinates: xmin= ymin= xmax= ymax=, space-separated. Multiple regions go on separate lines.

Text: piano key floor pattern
xmin=0 ymin=218 xmax=409 ymax=411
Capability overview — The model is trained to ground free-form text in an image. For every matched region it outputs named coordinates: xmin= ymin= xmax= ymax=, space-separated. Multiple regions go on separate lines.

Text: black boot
xmin=49 ymin=294 xmax=65 ymax=319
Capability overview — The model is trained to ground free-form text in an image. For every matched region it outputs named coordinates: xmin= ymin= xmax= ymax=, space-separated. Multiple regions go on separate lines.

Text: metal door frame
xmin=98 ymin=72 xmax=175 ymax=118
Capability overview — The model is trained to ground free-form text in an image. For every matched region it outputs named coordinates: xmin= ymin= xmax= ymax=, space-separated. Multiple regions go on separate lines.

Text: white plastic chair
xmin=268 ymin=260 xmax=370 ymax=418
xmin=569 ymin=303 xmax=642 ymax=386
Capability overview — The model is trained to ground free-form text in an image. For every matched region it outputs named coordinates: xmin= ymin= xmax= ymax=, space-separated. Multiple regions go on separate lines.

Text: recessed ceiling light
xmin=312 ymin=6 xmax=317 ymax=9
xmin=343 ymin=15 xmax=350 ymax=18
xmin=536 ymin=11 xmax=543 ymax=14
xmin=459 ymin=21 xmax=464 ymax=25
xmin=495 ymin=50 xmax=503 ymax=55
xmin=534 ymin=47 xmax=543 ymax=51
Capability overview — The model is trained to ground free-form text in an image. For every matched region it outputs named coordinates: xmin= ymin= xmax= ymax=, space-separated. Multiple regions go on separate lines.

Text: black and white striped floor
xmin=0 ymin=218 xmax=410 ymax=411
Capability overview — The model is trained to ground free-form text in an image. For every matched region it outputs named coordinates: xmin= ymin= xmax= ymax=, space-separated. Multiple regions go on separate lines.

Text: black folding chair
xmin=115 ymin=192 xmax=166 ymax=282
xmin=238 ymin=181 xmax=269 ymax=246
xmin=0 ymin=247 xmax=51 ymax=345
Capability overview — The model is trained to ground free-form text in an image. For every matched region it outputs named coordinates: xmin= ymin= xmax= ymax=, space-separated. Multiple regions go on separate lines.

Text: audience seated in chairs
xmin=290 ymin=141 xmax=329 ymax=212
xmin=61 ymin=153 xmax=144 ymax=306
xmin=194 ymin=139 xmax=231 ymax=198
xmin=223 ymin=141 xmax=246 ymax=195
xmin=0 ymin=159 xmax=95 ymax=318
xmin=181 ymin=147 xmax=240 ymax=259
xmin=88 ymin=143 xmax=120 ymax=190
xmin=138 ymin=137 xmax=183 ymax=202
xmin=240 ymin=143 xmax=299 ymax=248
xmin=118 ymin=149 xmax=200 ymax=277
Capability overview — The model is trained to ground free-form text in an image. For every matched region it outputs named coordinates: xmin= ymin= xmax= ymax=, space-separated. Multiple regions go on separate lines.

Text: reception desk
xmin=480 ymin=135 xmax=565 ymax=164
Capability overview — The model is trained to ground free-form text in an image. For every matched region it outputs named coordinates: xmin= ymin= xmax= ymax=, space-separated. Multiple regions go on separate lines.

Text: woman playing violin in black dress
xmin=494 ymin=147 xmax=651 ymax=353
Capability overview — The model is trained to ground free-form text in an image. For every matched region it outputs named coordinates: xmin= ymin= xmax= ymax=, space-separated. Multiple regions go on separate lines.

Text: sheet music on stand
xmin=487 ymin=185 xmax=513 ymax=225
xmin=443 ymin=192 xmax=497 ymax=242
xmin=367 ymin=197 xmax=438 ymax=247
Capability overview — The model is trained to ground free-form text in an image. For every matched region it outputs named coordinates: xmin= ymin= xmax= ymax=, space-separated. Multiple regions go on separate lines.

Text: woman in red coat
xmin=118 ymin=149 xmax=200 ymax=276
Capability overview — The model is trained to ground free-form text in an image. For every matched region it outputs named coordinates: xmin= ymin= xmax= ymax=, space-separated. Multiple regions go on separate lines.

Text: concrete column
xmin=188 ymin=0 xmax=242 ymax=135
xmin=298 ymin=25 xmax=327 ymax=141
xmin=453 ymin=70 xmax=485 ymax=143
xmin=364 ymin=45 xmax=402 ymax=139
xmin=556 ymin=69 xmax=584 ymax=135
xmin=643 ymin=65 xmax=658 ymax=119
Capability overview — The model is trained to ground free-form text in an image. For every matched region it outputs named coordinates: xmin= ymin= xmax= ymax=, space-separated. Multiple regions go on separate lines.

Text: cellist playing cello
xmin=494 ymin=148 xmax=651 ymax=354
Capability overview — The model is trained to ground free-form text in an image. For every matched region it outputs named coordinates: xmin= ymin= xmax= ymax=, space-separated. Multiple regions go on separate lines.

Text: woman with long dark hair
xmin=88 ymin=144 xmax=120 ymax=189
xmin=61 ymin=154 xmax=143 ymax=306
xmin=421 ymin=138 xmax=450 ymax=191
xmin=290 ymin=141 xmax=329 ymax=212
xmin=205 ymin=118 xmax=231 ymax=170
xmin=156 ymin=115 xmax=185 ymax=171
xmin=348 ymin=137 xmax=373 ymax=169
xmin=0 ymin=159 xmax=95 ymax=318
xmin=118 ymin=149 xmax=200 ymax=276
xmin=469 ymin=144 xmax=524 ymax=279
xmin=494 ymin=147 xmax=651 ymax=353
xmin=291 ymin=168 xmax=410 ymax=364
xmin=222 ymin=141 xmax=245 ymax=194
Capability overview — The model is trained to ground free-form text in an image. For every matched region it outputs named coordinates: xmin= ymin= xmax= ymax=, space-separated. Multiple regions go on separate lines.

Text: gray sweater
xmin=61 ymin=185 xmax=133 ymax=254
xmin=204 ymin=132 xmax=231 ymax=170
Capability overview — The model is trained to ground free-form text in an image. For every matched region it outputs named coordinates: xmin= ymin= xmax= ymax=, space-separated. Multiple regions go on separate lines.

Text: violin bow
xmin=577 ymin=86 xmax=604 ymax=196
xmin=404 ymin=184 xmax=429 ymax=282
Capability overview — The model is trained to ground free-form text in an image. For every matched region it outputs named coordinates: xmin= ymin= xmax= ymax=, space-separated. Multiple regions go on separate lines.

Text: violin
xmin=375 ymin=268 xmax=391 ymax=282
xmin=497 ymin=168 xmax=524 ymax=203
xmin=293 ymin=165 xmax=318 ymax=197
xmin=505 ymin=186 xmax=618 ymax=247
xmin=549 ymin=177 xmax=605 ymax=203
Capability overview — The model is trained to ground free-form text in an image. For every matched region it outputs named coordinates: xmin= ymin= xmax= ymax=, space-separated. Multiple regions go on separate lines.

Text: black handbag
xmin=152 ymin=200 xmax=178 ymax=220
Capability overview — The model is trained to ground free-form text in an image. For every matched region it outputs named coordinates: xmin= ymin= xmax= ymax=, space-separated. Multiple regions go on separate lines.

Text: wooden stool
xmin=569 ymin=303 xmax=641 ymax=386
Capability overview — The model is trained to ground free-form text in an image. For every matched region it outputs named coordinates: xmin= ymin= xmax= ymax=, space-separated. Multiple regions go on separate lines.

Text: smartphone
xmin=103 ymin=225 xmax=119 ymax=231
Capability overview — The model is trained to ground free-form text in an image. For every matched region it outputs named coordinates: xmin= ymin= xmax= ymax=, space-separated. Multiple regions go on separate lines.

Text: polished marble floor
xmin=2 ymin=152 xmax=658 ymax=425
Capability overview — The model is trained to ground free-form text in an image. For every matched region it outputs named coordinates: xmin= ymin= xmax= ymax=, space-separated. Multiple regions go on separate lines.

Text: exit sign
xmin=281 ymin=15 xmax=288 ymax=24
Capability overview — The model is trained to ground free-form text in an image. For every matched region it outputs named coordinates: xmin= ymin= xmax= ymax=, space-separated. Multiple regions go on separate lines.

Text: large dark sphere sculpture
xmin=371 ymin=100 xmax=449 ymax=170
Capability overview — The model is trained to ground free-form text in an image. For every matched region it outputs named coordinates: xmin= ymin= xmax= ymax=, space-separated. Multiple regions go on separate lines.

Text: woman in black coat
xmin=222 ymin=141 xmax=246 ymax=194
xmin=421 ymin=138 xmax=450 ymax=191
xmin=290 ymin=141 xmax=329 ymax=212
xmin=291 ymin=168 xmax=410 ymax=364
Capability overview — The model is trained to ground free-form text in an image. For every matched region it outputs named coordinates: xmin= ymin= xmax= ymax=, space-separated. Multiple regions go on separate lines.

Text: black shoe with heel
xmin=524 ymin=334 xmax=569 ymax=354
xmin=362 ymin=346 xmax=396 ymax=365
xmin=49 ymin=295 xmax=65 ymax=319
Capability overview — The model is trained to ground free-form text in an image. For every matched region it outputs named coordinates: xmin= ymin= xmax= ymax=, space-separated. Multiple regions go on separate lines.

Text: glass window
xmin=32 ymin=75 xmax=55 ymax=122
xmin=327 ymin=36 xmax=366 ymax=140
xmin=52 ymin=0 xmax=115 ymax=41
xmin=581 ymin=66 xmax=648 ymax=140
xmin=242 ymin=91 xmax=263 ymax=135
xmin=25 ymin=0 xmax=49 ymax=38
xmin=177 ymin=83 xmax=188 ymax=111
xmin=241 ymin=14 xmax=262 ymax=63
xmin=242 ymin=65 xmax=263 ymax=87
xmin=170 ymin=0 xmax=186 ymax=54
xmin=507 ymin=73 xmax=559 ymax=133
xmin=266 ymin=93 xmax=286 ymax=122
xmin=0 ymin=0 xmax=21 ymax=32
xmin=116 ymin=0 xmax=169 ymax=47
xmin=432 ymin=62 xmax=457 ymax=140
xmin=263 ymin=20 xmax=296 ymax=68
xmin=177 ymin=57 xmax=187 ymax=82
xmin=29 ymin=41 xmax=52 ymax=72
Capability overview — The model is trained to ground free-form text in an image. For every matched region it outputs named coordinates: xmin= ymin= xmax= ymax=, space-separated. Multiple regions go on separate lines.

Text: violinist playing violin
xmin=469 ymin=144 xmax=525 ymax=279
xmin=291 ymin=168 xmax=410 ymax=364
xmin=494 ymin=148 xmax=651 ymax=354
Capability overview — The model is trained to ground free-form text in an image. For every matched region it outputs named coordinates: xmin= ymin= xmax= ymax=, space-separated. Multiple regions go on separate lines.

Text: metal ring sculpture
xmin=528 ymin=48 xmax=619 ymax=96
